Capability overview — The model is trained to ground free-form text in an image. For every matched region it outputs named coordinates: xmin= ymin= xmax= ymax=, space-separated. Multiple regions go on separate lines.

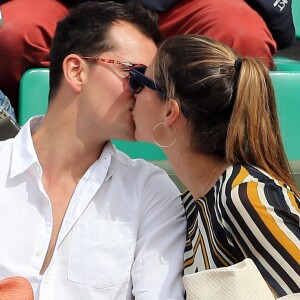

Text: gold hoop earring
xmin=152 ymin=122 xmax=177 ymax=148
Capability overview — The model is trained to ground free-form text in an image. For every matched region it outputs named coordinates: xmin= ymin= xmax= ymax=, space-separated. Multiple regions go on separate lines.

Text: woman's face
xmin=132 ymin=63 xmax=166 ymax=143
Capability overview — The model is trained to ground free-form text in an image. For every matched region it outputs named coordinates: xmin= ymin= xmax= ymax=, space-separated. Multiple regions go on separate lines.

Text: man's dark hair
xmin=49 ymin=1 xmax=161 ymax=98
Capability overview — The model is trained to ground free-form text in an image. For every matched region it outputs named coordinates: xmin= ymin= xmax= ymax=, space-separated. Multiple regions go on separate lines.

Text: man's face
xmin=80 ymin=21 xmax=157 ymax=142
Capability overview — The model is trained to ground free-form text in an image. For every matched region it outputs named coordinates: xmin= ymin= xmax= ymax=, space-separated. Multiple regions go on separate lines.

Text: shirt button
xmin=36 ymin=249 xmax=43 ymax=256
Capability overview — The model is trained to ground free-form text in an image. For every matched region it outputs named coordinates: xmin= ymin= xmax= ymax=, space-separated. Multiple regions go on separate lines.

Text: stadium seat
xmin=270 ymin=71 xmax=300 ymax=187
xmin=269 ymin=71 xmax=300 ymax=161
xmin=274 ymin=59 xmax=300 ymax=71
xmin=18 ymin=68 xmax=50 ymax=126
xmin=293 ymin=0 xmax=300 ymax=39
xmin=18 ymin=68 xmax=300 ymax=188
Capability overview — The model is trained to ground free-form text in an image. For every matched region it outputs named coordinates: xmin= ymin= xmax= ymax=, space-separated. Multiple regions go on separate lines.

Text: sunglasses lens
xmin=129 ymin=77 xmax=144 ymax=94
xmin=129 ymin=66 xmax=147 ymax=94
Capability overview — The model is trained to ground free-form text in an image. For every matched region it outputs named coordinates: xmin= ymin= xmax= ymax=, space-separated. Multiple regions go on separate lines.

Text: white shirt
xmin=0 ymin=117 xmax=186 ymax=300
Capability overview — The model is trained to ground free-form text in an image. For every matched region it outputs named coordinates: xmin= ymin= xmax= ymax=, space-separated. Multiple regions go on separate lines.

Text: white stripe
xmin=195 ymin=207 xmax=214 ymax=269
xmin=249 ymin=166 xmax=300 ymax=231
xmin=259 ymin=180 xmax=300 ymax=248
xmin=202 ymin=192 xmax=235 ymax=265
xmin=275 ymin=180 xmax=300 ymax=226
xmin=225 ymin=185 xmax=293 ymax=294
xmin=184 ymin=223 xmax=205 ymax=273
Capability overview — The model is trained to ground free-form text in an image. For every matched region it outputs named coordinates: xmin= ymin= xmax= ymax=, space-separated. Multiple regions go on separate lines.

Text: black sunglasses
xmin=129 ymin=66 xmax=166 ymax=95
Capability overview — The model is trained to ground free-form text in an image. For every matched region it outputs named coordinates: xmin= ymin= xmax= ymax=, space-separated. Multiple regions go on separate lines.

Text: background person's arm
xmin=245 ymin=0 xmax=295 ymax=49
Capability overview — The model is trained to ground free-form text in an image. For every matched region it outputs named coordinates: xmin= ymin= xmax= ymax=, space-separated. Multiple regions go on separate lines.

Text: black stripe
xmin=226 ymin=182 xmax=297 ymax=294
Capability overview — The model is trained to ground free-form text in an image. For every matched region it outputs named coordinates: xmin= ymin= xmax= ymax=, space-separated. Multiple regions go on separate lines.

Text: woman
xmin=130 ymin=34 xmax=300 ymax=297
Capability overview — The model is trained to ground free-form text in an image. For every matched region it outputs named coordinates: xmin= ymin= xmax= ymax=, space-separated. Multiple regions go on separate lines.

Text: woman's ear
xmin=164 ymin=99 xmax=181 ymax=127
xmin=62 ymin=54 xmax=85 ymax=93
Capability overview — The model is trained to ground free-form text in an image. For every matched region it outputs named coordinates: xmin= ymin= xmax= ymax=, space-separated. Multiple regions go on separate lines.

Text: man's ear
xmin=164 ymin=99 xmax=181 ymax=127
xmin=62 ymin=54 xmax=85 ymax=93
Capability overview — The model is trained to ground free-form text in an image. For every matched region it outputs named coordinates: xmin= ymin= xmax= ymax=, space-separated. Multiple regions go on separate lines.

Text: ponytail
xmin=226 ymin=58 xmax=300 ymax=197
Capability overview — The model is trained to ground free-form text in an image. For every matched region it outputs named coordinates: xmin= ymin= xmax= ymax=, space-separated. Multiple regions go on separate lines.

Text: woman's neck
xmin=164 ymin=146 xmax=229 ymax=199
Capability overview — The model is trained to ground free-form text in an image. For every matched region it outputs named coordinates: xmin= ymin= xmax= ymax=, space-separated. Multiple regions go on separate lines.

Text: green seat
xmin=113 ymin=140 xmax=165 ymax=160
xmin=18 ymin=68 xmax=299 ymax=159
xmin=18 ymin=68 xmax=300 ymax=188
xmin=274 ymin=58 xmax=300 ymax=71
xmin=18 ymin=68 xmax=50 ymax=126
xmin=293 ymin=0 xmax=300 ymax=39
xmin=270 ymin=71 xmax=300 ymax=161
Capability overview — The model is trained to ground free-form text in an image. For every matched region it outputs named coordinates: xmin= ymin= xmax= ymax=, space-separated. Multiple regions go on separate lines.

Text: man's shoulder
xmin=114 ymin=148 xmax=179 ymax=192
xmin=115 ymin=148 xmax=161 ymax=171
xmin=116 ymin=149 xmax=169 ymax=179
xmin=0 ymin=137 xmax=14 ymax=153
xmin=0 ymin=138 xmax=14 ymax=182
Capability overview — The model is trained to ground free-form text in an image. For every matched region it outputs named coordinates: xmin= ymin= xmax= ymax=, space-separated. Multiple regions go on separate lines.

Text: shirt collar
xmin=10 ymin=117 xmax=42 ymax=178
xmin=93 ymin=141 xmax=118 ymax=182
xmin=10 ymin=116 xmax=119 ymax=181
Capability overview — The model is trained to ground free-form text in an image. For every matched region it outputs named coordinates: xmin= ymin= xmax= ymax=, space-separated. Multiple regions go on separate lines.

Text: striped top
xmin=182 ymin=164 xmax=300 ymax=297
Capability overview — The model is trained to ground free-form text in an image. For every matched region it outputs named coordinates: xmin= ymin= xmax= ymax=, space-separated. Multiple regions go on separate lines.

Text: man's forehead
xmin=105 ymin=20 xmax=157 ymax=66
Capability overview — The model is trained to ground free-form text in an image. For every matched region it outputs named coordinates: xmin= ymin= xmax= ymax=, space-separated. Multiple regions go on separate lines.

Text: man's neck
xmin=31 ymin=119 xmax=106 ymax=183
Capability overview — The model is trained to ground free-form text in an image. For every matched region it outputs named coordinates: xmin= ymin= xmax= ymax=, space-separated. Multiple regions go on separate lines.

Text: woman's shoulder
xmin=221 ymin=164 xmax=299 ymax=214
xmin=181 ymin=164 xmax=275 ymax=204
xmin=222 ymin=164 xmax=283 ymax=190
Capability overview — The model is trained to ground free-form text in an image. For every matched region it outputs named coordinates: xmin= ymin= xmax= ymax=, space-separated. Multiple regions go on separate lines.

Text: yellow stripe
xmin=232 ymin=166 xmax=249 ymax=189
xmin=193 ymin=231 xmax=201 ymax=257
xmin=199 ymin=199 xmax=231 ymax=266
xmin=184 ymin=257 xmax=194 ymax=268
xmin=199 ymin=233 xmax=210 ymax=269
xmin=202 ymin=196 xmax=239 ymax=263
xmin=247 ymin=182 xmax=300 ymax=264
xmin=184 ymin=233 xmax=205 ymax=269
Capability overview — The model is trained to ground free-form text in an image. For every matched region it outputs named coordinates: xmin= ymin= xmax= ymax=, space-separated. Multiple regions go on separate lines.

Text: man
xmin=0 ymin=2 xmax=186 ymax=299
